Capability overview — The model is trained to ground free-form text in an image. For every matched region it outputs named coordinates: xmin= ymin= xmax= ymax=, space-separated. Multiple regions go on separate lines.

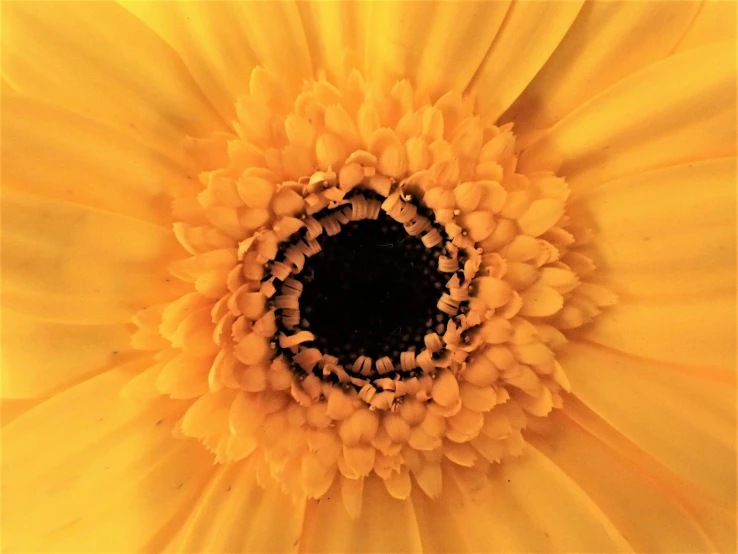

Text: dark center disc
xmin=299 ymin=210 xmax=447 ymax=364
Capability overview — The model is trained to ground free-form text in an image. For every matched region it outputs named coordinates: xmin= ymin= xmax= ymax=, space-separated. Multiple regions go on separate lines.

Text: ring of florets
xmin=260 ymin=184 xmax=484 ymax=412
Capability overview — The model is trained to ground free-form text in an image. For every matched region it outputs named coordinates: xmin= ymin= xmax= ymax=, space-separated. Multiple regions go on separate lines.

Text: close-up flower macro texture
xmin=1 ymin=1 xmax=737 ymax=552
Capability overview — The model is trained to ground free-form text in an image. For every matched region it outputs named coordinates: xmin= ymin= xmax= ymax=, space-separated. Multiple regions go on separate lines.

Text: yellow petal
xmin=519 ymin=40 xmax=737 ymax=189
xmin=573 ymin=158 xmax=736 ymax=297
xmin=341 ymin=476 xmax=365 ymax=519
xmin=580 ymin=294 xmax=736 ymax=369
xmin=343 ymin=444 xmax=376 ymax=478
xmin=2 ymin=2 xmax=226 ymax=159
xmin=412 ymin=463 xmax=443 ymax=499
xmin=460 ymin=211 xmax=497 ymax=242
xmin=470 ymin=1 xmax=584 ymax=122
xmin=237 ymin=176 xmax=275 ymax=209
xmin=673 ymin=0 xmax=738 ymax=54
xmin=181 ymin=390 xmax=242 ymax=462
xmin=519 ymin=285 xmax=564 ymax=317
xmin=475 ymin=276 xmax=513 ymax=309
xmin=234 ymin=1 xmax=313 ymax=96
xmin=1 ymin=370 xmax=215 ymax=553
xmin=296 ymin=2 xmax=368 ymax=83
xmin=2 ymin=188 xmax=185 ymax=324
xmin=2 ymin=95 xmax=187 ymax=226
xmin=233 ymin=332 xmax=271 ymax=366
xmin=411 ymin=461 xmax=630 ymax=552
xmin=531 ymin=409 xmax=728 ymax=552
xmin=430 ymin=369 xmax=460 ymax=408
xmin=357 ymin=2 xmax=510 ymax=97
xmin=1 ymin=397 xmax=44 ymax=428
xmin=454 ymin=181 xmax=483 ymax=212
xmin=383 ymin=466 xmax=412 ymax=500
xmin=517 ymin=199 xmax=565 ymax=237
xmin=1 ymin=309 xmax=134 ymax=398
xmin=300 ymin=476 xmax=423 ymax=553
xmin=459 ymin=382 xmax=497 ymax=412
xmin=122 ymin=2 xmax=259 ymax=122
xmin=156 ymin=352 xmax=210 ymax=399
xmin=562 ymin=341 xmax=736 ymax=506
xmin=565 ymin=397 xmax=737 ymax=552
xmin=2 ymin=77 xmax=17 ymax=92
xmin=174 ymin=461 xmax=306 ymax=552
xmin=504 ymin=1 xmax=701 ymax=140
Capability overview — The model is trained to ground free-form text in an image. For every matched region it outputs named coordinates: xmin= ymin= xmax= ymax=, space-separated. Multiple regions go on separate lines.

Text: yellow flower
xmin=2 ymin=1 xmax=736 ymax=552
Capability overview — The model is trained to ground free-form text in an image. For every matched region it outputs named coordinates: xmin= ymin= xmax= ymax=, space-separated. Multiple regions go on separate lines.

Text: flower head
xmin=2 ymin=1 xmax=736 ymax=552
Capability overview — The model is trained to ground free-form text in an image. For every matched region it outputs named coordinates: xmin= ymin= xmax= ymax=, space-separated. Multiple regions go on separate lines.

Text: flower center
xmin=271 ymin=192 xmax=454 ymax=382
xmin=130 ymin=65 xmax=617 ymax=516
xmin=294 ymin=209 xmax=446 ymax=364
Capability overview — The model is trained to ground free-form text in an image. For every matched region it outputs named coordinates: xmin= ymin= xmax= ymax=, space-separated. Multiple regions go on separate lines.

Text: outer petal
xmin=519 ymin=40 xmax=737 ymax=188
xmin=172 ymin=462 xmax=305 ymax=553
xmin=562 ymin=342 xmax=736 ymax=508
xmin=673 ymin=0 xmax=738 ymax=53
xmin=124 ymin=0 xmax=313 ymax=116
xmin=1 ymin=1 xmax=226 ymax=159
xmin=223 ymin=1 xmax=313 ymax=95
xmin=2 ymin=95 xmax=188 ymax=226
xmin=1 ymin=370 xmax=216 ymax=553
xmin=296 ymin=1 xmax=372 ymax=83
xmin=121 ymin=2 xmax=256 ymax=122
xmin=572 ymin=158 xmax=736 ymax=296
xmin=1 ymin=188 xmax=187 ymax=325
xmin=1 ymin=310 xmax=134 ymax=398
xmin=531 ymin=409 xmax=735 ymax=552
xmin=338 ymin=1 xmax=511 ymax=96
xmin=1 ymin=397 xmax=45 ymax=428
xmin=562 ymin=398 xmax=737 ymax=552
xmin=299 ymin=476 xmax=424 ymax=553
xmin=2 ymin=77 xmax=16 ymax=92
xmin=469 ymin=1 xmax=584 ymax=122
xmin=577 ymin=295 xmax=736 ymax=370
xmin=503 ymin=1 xmax=701 ymax=140
xmin=411 ymin=459 xmax=631 ymax=553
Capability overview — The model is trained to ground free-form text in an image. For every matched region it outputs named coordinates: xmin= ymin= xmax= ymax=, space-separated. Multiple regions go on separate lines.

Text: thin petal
xmin=354 ymin=1 xmax=510 ymax=96
xmin=531 ymin=409 xmax=732 ymax=552
xmin=519 ymin=40 xmax=737 ymax=187
xmin=504 ymin=1 xmax=701 ymax=140
xmin=297 ymin=1 xmax=372 ymax=82
xmin=562 ymin=342 xmax=736 ymax=508
xmin=1 ymin=369 xmax=216 ymax=553
xmin=2 ymin=188 xmax=187 ymax=324
xmin=573 ymin=158 xmax=736 ymax=296
xmin=2 ymin=94 xmax=188 ymax=226
xmin=174 ymin=462 xmax=305 ymax=553
xmin=576 ymin=295 xmax=736 ymax=369
xmin=0 ymin=398 xmax=45 ymax=428
xmin=564 ymin=397 xmax=737 ymax=552
xmin=1 ymin=309 xmax=134 ymax=398
xmin=493 ymin=452 xmax=631 ymax=552
xmin=125 ymin=1 xmax=312 ymax=112
xmin=1 ymin=2 xmax=226 ymax=159
xmin=672 ymin=0 xmax=738 ymax=54
xmin=2 ymin=77 xmax=17 ymax=92
xmin=300 ymin=476 xmax=424 ymax=553
xmin=232 ymin=1 xmax=313 ymax=95
xmin=469 ymin=1 xmax=585 ymax=122
xmin=412 ymin=460 xmax=631 ymax=553
xmin=122 ymin=2 xmax=257 ymax=122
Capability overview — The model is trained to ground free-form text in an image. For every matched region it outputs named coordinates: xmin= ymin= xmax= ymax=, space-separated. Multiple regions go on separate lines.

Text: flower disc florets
xmin=129 ymin=64 xmax=615 ymax=516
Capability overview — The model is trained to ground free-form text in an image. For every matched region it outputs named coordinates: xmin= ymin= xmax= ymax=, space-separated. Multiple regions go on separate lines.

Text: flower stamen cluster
xmin=129 ymin=65 xmax=615 ymax=516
